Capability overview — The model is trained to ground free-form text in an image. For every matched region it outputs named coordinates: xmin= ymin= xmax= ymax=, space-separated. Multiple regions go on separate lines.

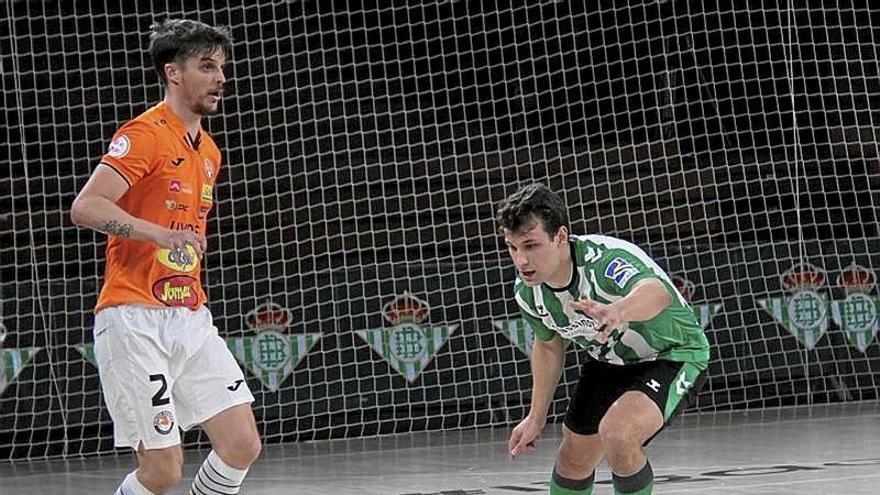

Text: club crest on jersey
xmin=605 ymin=257 xmax=638 ymax=288
xmin=107 ymin=135 xmax=130 ymax=158
xmin=227 ymin=302 xmax=322 ymax=392
xmin=156 ymin=245 xmax=198 ymax=273
xmin=151 ymin=275 xmax=198 ymax=308
xmin=204 ymin=159 xmax=214 ymax=180
xmin=153 ymin=410 xmax=175 ymax=435
xmin=356 ymin=291 xmax=456 ymax=383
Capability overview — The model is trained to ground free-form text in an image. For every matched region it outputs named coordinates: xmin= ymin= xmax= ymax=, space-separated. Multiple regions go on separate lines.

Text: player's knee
xmin=598 ymin=417 xmax=638 ymax=451
xmin=556 ymin=447 xmax=592 ymax=475
xmin=557 ymin=432 xmax=601 ymax=476
xmin=139 ymin=456 xmax=184 ymax=492
xmin=217 ymin=433 xmax=262 ymax=468
xmin=241 ymin=434 xmax=262 ymax=464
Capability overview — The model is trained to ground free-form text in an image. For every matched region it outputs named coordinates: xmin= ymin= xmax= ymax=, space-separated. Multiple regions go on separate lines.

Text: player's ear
xmin=555 ymin=225 xmax=568 ymax=245
xmin=164 ymin=62 xmax=180 ymax=86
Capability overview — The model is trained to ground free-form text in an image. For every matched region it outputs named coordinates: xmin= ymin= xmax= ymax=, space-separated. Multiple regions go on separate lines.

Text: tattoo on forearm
xmin=102 ymin=220 xmax=133 ymax=238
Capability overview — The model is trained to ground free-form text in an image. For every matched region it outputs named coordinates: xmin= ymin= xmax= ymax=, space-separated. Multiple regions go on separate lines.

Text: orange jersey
xmin=94 ymin=102 xmax=221 ymax=312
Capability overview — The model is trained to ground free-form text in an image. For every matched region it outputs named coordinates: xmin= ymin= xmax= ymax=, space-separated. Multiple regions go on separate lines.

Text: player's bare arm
xmin=71 ymin=164 xmax=207 ymax=260
xmin=509 ymin=334 xmax=566 ymax=458
xmin=569 ymin=278 xmax=672 ymax=341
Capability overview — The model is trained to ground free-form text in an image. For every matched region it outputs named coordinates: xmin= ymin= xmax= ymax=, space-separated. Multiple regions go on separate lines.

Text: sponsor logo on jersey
xmin=605 ymin=257 xmax=638 ymax=288
xmin=356 ymin=291 xmax=456 ymax=383
xmin=555 ymin=317 xmax=603 ymax=341
xmin=153 ymin=410 xmax=175 ymax=435
xmin=107 ymin=135 xmax=130 ymax=158
xmin=151 ymin=275 xmax=198 ymax=307
xmin=168 ymin=179 xmax=192 ymax=194
xmin=647 ymin=379 xmax=661 ymax=392
xmin=164 ymin=199 xmax=177 ymax=211
xmin=227 ymin=302 xmax=322 ymax=392
xmin=163 ymin=200 xmax=189 ymax=212
xmin=201 ymin=185 xmax=213 ymax=202
xmin=169 ymin=221 xmax=201 ymax=234
xmin=204 ymin=159 xmax=214 ymax=180
xmin=156 ymin=246 xmax=198 ymax=273
xmin=170 ymin=157 xmax=185 ymax=167
xmin=197 ymin=205 xmax=211 ymax=219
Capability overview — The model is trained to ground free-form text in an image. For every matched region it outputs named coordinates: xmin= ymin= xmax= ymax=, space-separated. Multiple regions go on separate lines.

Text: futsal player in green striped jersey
xmin=497 ymin=183 xmax=710 ymax=495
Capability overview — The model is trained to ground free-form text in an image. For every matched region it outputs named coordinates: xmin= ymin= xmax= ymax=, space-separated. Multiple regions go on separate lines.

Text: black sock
xmin=612 ymin=459 xmax=653 ymax=494
xmin=551 ymin=466 xmax=595 ymax=494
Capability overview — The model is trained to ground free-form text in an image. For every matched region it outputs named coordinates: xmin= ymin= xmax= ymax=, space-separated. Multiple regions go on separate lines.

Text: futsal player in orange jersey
xmin=71 ymin=19 xmax=260 ymax=495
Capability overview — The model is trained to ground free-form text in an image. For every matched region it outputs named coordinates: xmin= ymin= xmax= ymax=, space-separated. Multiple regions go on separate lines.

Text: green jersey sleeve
xmin=594 ymin=248 xmax=663 ymax=297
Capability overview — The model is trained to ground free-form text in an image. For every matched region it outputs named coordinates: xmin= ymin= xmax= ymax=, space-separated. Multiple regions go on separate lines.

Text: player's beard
xmin=193 ymin=96 xmax=220 ymax=116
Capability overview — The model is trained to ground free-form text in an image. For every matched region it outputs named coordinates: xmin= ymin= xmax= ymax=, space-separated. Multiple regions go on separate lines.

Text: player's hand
xmin=157 ymin=229 xmax=206 ymax=265
xmin=508 ymin=414 xmax=545 ymax=459
xmin=569 ymin=297 xmax=624 ymax=343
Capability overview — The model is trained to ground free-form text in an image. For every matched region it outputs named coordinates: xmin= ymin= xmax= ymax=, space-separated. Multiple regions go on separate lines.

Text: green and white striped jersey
xmin=514 ymin=234 xmax=710 ymax=368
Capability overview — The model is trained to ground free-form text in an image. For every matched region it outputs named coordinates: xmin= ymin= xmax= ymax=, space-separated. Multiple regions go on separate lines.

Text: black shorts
xmin=563 ymin=358 xmax=707 ymax=442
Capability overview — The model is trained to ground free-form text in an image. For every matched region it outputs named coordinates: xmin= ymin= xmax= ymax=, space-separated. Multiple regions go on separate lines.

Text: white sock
xmin=115 ymin=471 xmax=157 ymax=495
xmin=189 ymin=450 xmax=249 ymax=495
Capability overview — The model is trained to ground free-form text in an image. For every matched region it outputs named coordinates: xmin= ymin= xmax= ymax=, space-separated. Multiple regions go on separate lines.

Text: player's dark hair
xmin=149 ymin=19 xmax=232 ymax=86
xmin=495 ymin=183 xmax=569 ymax=237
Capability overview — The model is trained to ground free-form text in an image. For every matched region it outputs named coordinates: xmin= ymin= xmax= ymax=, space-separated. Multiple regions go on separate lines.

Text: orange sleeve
xmin=99 ymin=120 xmax=159 ymax=187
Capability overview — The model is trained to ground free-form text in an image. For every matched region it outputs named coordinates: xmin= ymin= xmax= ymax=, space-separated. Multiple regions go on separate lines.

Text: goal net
xmin=1 ymin=1 xmax=879 ymax=460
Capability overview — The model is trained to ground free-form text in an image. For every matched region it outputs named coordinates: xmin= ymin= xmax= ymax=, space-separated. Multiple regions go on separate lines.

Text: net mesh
xmin=1 ymin=1 xmax=879 ymax=460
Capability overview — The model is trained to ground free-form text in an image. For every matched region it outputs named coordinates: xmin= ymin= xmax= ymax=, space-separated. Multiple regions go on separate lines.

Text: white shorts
xmin=93 ymin=305 xmax=254 ymax=450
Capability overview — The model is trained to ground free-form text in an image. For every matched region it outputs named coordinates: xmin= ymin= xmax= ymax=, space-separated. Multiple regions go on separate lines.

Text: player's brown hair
xmin=149 ymin=19 xmax=232 ymax=86
xmin=495 ymin=183 xmax=570 ymax=238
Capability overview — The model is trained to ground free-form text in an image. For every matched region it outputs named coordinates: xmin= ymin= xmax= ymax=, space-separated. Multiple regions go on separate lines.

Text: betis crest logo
xmin=831 ymin=263 xmax=879 ymax=353
xmin=75 ymin=342 xmax=98 ymax=368
xmin=228 ymin=302 xmax=321 ymax=392
xmin=672 ymin=275 xmax=722 ymax=329
xmin=758 ymin=262 xmax=829 ymax=350
xmin=0 ymin=322 xmax=40 ymax=396
xmin=493 ymin=318 xmax=536 ymax=357
xmin=356 ymin=291 xmax=456 ymax=383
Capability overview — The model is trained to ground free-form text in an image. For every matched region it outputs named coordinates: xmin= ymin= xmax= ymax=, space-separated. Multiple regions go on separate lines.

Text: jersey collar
xmin=157 ymin=102 xmax=203 ymax=151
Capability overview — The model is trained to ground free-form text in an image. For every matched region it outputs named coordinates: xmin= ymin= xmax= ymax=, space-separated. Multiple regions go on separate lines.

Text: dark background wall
xmin=1 ymin=0 xmax=879 ymax=459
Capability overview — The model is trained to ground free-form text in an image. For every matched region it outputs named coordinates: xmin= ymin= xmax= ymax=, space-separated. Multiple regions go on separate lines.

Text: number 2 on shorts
xmin=149 ymin=374 xmax=171 ymax=407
